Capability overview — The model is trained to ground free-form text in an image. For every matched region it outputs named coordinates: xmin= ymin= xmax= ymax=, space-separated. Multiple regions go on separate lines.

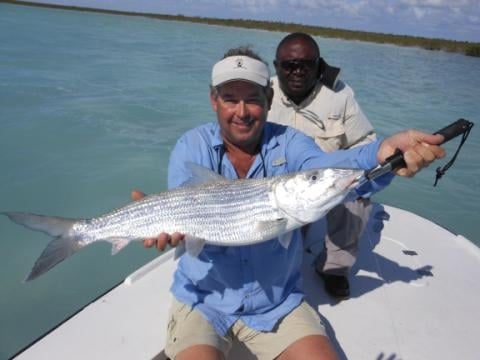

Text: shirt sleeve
xmin=285 ymin=128 xmax=394 ymax=195
xmin=167 ymin=125 xmax=220 ymax=189
xmin=168 ymin=134 xmax=196 ymax=189
xmin=341 ymin=84 xmax=376 ymax=148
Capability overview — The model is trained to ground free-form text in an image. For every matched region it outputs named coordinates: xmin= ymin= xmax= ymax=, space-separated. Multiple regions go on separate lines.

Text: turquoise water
xmin=0 ymin=3 xmax=479 ymax=358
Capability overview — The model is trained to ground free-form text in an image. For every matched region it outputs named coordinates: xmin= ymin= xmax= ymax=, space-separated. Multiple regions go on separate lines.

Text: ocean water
xmin=0 ymin=3 xmax=479 ymax=358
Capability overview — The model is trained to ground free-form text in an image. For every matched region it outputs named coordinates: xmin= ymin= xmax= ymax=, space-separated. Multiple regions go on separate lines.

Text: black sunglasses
xmin=275 ymin=59 xmax=319 ymax=72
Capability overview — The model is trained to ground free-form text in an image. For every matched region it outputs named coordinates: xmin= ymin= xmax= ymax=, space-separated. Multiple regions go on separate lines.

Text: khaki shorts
xmin=164 ymin=298 xmax=327 ymax=359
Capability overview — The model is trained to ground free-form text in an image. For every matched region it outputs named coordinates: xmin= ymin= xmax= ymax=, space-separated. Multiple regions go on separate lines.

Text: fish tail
xmin=2 ymin=212 xmax=85 ymax=281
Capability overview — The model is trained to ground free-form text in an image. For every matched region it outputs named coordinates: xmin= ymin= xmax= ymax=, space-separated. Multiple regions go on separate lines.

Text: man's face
xmin=275 ymin=38 xmax=320 ymax=102
xmin=210 ymin=81 xmax=272 ymax=151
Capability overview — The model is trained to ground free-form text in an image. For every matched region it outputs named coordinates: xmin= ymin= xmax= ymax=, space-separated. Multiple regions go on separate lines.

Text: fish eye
xmin=310 ymin=175 xmax=317 ymax=181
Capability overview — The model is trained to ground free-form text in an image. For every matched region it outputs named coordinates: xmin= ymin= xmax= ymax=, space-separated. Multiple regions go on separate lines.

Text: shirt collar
xmin=210 ymin=121 xmax=279 ymax=153
xmin=261 ymin=122 xmax=280 ymax=151
xmin=211 ymin=123 xmax=224 ymax=150
xmin=272 ymin=76 xmax=323 ymax=109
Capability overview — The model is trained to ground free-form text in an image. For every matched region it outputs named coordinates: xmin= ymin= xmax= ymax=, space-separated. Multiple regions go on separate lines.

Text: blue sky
xmin=23 ymin=0 xmax=480 ymax=42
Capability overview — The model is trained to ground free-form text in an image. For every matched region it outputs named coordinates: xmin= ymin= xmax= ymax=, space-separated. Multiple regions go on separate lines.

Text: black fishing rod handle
xmin=433 ymin=118 xmax=473 ymax=142
xmin=385 ymin=118 xmax=474 ymax=171
xmin=383 ymin=150 xmax=406 ymax=171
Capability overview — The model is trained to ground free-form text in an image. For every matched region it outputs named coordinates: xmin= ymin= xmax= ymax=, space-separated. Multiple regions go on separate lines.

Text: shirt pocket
xmin=323 ymin=113 xmax=345 ymax=137
xmin=314 ymin=114 xmax=346 ymax=152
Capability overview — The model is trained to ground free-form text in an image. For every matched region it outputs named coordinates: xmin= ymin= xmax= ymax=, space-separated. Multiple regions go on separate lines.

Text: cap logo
xmin=235 ymin=58 xmax=245 ymax=69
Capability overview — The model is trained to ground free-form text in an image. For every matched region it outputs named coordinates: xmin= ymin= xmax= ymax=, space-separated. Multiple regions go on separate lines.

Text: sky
xmin=21 ymin=0 xmax=480 ymax=43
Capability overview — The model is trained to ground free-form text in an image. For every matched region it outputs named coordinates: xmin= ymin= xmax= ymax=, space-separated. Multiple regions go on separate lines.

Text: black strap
xmin=433 ymin=123 xmax=473 ymax=186
xmin=217 ymin=144 xmax=267 ymax=178
xmin=217 ymin=145 xmax=225 ymax=175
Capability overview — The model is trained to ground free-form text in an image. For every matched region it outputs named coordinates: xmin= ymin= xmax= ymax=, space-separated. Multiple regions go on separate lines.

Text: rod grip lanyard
xmin=364 ymin=118 xmax=474 ymax=184
xmin=433 ymin=118 xmax=474 ymax=186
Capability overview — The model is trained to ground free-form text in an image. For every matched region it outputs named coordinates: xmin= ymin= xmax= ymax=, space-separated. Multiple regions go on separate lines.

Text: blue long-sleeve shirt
xmin=167 ymin=121 xmax=392 ymax=335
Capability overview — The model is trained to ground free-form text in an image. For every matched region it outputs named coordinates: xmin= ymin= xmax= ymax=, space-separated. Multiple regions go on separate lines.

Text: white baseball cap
xmin=211 ymin=55 xmax=270 ymax=87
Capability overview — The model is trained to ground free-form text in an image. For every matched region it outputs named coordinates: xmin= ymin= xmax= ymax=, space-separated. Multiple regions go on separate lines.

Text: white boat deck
xmin=13 ymin=204 xmax=480 ymax=359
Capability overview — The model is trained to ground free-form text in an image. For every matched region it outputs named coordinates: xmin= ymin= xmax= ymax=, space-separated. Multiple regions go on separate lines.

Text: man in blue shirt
xmin=136 ymin=47 xmax=445 ymax=360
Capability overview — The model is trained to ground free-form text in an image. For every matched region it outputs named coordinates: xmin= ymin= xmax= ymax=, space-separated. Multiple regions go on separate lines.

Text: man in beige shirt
xmin=268 ymin=32 xmax=376 ymax=298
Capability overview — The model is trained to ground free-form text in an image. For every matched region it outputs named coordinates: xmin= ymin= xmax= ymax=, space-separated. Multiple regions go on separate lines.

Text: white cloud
xmin=468 ymin=14 xmax=479 ymax=23
xmin=401 ymin=0 xmax=471 ymax=6
xmin=229 ymin=0 xmax=280 ymax=11
xmin=285 ymin=0 xmax=378 ymax=17
xmin=21 ymin=0 xmax=480 ymax=41
xmin=412 ymin=6 xmax=426 ymax=19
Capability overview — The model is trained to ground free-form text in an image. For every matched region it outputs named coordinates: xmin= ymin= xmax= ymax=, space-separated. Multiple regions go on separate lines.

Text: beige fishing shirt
xmin=268 ymin=76 xmax=376 ymax=152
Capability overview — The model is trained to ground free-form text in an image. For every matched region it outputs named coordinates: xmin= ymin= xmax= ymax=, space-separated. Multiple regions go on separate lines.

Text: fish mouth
xmin=335 ymin=172 xmax=364 ymax=191
xmin=350 ymin=173 xmax=365 ymax=187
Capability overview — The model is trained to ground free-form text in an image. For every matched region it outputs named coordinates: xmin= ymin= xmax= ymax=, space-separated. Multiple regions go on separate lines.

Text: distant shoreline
xmin=4 ymin=0 xmax=480 ymax=57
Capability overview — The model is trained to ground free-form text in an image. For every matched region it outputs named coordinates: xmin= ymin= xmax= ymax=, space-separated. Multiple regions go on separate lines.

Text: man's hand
xmin=378 ymin=130 xmax=445 ymax=177
xmin=130 ymin=189 xmax=185 ymax=251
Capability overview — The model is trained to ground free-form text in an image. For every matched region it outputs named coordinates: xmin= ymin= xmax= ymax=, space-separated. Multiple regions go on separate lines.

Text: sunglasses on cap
xmin=274 ymin=59 xmax=319 ymax=72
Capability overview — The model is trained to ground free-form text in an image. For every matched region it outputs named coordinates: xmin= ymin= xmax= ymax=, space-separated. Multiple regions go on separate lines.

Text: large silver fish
xmin=2 ymin=164 xmax=364 ymax=281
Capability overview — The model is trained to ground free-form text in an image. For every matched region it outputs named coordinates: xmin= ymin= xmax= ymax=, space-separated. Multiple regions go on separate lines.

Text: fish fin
xmin=255 ymin=218 xmax=292 ymax=248
xmin=2 ymin=212 xmax=85 ymax=282
xmin=173 ymin=241 xmax=186 ymax=260
xmin=255 ymin=218 xmax=288 ymax=237
xmin=184 ymin=235 xmax=206 ymax=258
xmin=181 ymin=162 xmax=227 ymax=187
xmin=2 ymin=212 xmax=77 ymax=236
xmin=109 ymin=238 xmax=131 ymax=255
xmin=25 ymin=235 xmax=84 ymax=282
xmin=278 ymin=231 xmax=293 ymax=249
